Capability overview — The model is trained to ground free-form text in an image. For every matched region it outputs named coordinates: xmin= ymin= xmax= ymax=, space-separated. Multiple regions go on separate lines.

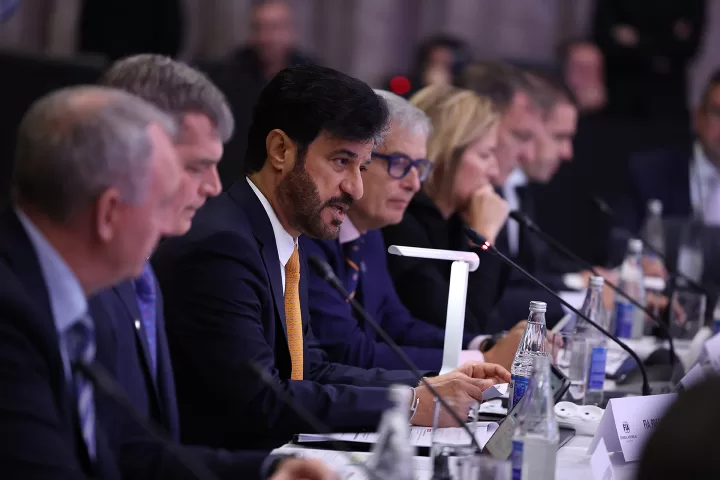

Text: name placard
xmin=590 ymin=438 xmax=616 ymax=480
xmin=588 ymin=394 xmax=677 ymax=462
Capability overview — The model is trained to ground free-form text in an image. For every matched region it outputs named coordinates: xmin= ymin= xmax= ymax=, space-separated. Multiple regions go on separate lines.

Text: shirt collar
xmin=694 ymin=141 xmax=720 ymax=184
xmin=246 ymin=177 xmax=297 ymax=267
xmin=15 ymin=208 xmax=88 ymax=335
xmin=339 ymin=217 xmax=362 ymax=245
xmin=506 ymin=168 xmax=528 ymax=189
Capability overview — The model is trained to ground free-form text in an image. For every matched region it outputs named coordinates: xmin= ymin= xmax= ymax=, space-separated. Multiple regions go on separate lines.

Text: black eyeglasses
xmin=371 ymin=152 xmax=434 ymax=182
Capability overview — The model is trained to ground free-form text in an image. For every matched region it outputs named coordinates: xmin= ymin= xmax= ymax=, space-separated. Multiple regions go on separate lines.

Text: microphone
xmin=308 ymin=255 xmax=483 ymax=452
xmin=591 ymin=195 xmax=708 ymax=295
xmin=461 ymin=226 xmax=653 ymax=396
xmin=247 ymin=361 xmax=383 ymax=480
xmin=74 ymin=361 xmax=220 ymax=480
xmin=508 ymin=210 xmax=677 ymax=367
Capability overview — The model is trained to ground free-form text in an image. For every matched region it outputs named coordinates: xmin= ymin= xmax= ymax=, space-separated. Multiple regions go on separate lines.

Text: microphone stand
xmin=592 ymin=195 xmax=708 ymax=296
xmin=510 ymin=210 xmax=676 ymax=367
xmin=308 ymin=256 xmax=484 ymax=453
xmin=462 ymin=227 xmax=653 ymax=396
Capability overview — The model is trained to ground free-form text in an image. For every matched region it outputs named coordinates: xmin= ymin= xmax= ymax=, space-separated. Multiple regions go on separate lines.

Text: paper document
xmin=297 ymin=422 xmax=499 ymax=449
xmin=482 ymin=383 xmax=508 ymax=400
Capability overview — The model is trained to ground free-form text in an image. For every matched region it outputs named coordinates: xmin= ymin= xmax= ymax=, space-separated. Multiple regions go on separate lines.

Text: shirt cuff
xmin=563 ymin=273 xmax=585 ymax=291
xmin=467 ymin=335 xmax=492 ymax=351
xmin=459 ymin=349 xmax=485 ymax=364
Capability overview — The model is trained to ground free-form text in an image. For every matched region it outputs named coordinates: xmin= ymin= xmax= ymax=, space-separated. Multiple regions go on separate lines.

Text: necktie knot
xmin=342 ymin=235 xmax=365 ymax=299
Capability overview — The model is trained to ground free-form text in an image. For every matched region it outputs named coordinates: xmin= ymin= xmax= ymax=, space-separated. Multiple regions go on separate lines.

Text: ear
xmin=265 ymin=129 xmax=297 ymax=172
xmin=94 ymin=187 xmax=123 ymax=244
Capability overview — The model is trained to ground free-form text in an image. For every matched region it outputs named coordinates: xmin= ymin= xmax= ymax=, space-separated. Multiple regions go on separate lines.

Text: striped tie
xmin=343 ymin=236 xmax=365 ymax=301
xmin=64 ymin=317 xmax=96 ymax=460
xmin=285 ymin=246 xmax=304 ymax=380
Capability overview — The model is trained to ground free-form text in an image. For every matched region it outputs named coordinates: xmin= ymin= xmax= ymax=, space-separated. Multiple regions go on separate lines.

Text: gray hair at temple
xmin=99 ymin=54 xmax=234 ymax=142
xmin=373 ymin=89 xmax=431 ymax=138
xmin=13 ymin=85 xmax=178 ymax=222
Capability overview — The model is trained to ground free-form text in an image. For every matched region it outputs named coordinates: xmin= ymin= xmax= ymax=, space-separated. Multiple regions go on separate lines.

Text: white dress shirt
xmin=690 ymin=142 xmax=720 ymax=225
xmin=502 ymin=168 xmax=528 ymax=257
xmin=16 ymin=209 xmax=89 ymax=379
xmin=247 ymin=177 xmax=298 ymax=293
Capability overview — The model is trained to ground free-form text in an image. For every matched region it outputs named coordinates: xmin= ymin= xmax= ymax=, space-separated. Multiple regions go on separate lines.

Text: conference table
xmin=275 ymin=434 xmax=637 ymax=479
xmin=274 ymin=335 xmax=690 ymax=479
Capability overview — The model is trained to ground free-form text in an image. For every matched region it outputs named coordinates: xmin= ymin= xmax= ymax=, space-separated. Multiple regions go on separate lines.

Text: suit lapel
xmin=0 ymin=211 xmax=95 ymax=474
xmin=112 ymin=282 xmax=163 ymax=409
xmin=229 ymin=181 xmax=288 ymax=338
xmin=154 ymin=287 xmax=180 ymax=440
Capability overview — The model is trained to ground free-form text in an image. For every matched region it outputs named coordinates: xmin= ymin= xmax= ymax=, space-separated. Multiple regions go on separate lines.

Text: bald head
xmin=13 ymin=85 xmax=178 ymax=222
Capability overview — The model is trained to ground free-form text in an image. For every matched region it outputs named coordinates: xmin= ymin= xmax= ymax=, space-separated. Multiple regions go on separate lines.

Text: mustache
xmin=323 ymin=194 xmax=354 ymax=210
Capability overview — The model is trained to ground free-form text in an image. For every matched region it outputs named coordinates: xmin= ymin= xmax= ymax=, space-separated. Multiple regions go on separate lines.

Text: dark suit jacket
xmin=0 ymin=209 xmax=260 ymax=479
xmin=382 ymin=191 xmax=509 ymax=334
xmin=615 ymin=145 xmax=693 ymax=236
xmin=302 ymin=229 xmax=477 ymax=371
xmin=89 ymin=279 xmax=271 ymax=478
xmin=152 ymin=179 xmax=420 ymax=450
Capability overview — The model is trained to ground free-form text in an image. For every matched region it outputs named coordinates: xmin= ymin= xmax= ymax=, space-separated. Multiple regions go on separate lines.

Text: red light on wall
xmin=389 ymin=76 xmax=411 ymax=95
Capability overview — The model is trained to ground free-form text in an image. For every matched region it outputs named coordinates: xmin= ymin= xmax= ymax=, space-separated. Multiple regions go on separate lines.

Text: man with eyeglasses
xmin=301 ymin=90 xmax=510 ymax=371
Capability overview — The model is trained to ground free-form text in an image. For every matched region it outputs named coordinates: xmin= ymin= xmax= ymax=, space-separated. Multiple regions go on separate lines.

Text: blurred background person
xmin=229 ymin=0 xmax=314 ymax=86
xmin=593 ymin=0 xmax=707 ymax=120
xmin=385 ymin=34 xmax=472 ymax=98
xmin=558 ymin=39 xmax=608 ymax=115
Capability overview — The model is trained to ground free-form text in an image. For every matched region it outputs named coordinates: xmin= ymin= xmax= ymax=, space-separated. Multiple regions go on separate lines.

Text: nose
xmin=400 ymin=166 xmax=421 ymax=193
xmin=201 ymin=167 xmax=222 ymax=198
xmin=341 ymin=166 xmax=364 ymax=201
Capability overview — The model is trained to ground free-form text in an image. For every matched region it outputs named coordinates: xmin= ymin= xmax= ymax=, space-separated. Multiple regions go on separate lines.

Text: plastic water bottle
xmin=643 ymin=199 xmax=665 ymax=258
xmin=367 ymin=385 xmax=415 ymax=480
xmin=573 ymin=276 xmax=608 ymax=406
xmin=511 ymin=355 xmax=559 ymax=480
xmin=614 ymin=239 xmax=646 ymax=339
xmin=508 ymin=301 xmax=549 ymax=410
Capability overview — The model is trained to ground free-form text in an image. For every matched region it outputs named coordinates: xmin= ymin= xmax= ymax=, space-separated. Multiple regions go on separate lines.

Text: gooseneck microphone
xmin=247 ymin=362 xmax=383 ymax=480
xmin=74 ymin=361 xmax=220 ymax=480
xmin=308 ymin=255 xmax=483 ymax=452
xmin=591 ymin=195 xmax=708 ymax=295
xmin=462 ymin=226 xmax=652 ymax=396
xmin=508 ymin=210 xmax=676 ymax=367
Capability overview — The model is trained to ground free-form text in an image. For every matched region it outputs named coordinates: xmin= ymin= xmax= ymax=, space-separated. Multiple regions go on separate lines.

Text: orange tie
xmin=285 ymin=246 xmax=304 ymax=380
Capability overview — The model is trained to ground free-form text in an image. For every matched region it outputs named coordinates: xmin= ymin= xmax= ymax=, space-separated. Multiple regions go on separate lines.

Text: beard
xmin=276 ymin=161 xmax=354 ymax=240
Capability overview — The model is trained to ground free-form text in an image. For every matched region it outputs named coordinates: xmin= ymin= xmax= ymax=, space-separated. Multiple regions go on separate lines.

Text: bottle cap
xmin=589 ymin=275 xmax=605 ymax=287
xmin=648 ymin=199 xmax=663 ymax=216
xmin=628 ymin=238 xmax=643 ymax=253
xmin=529 ymin=301 xmax=547 ymax=313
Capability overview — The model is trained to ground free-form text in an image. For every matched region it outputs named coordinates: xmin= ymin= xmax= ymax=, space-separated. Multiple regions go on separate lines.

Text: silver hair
xmin=100 ymin=54 xmax=234 ymax=142
xmin=373 ymin=89 xmax=431 ymax=138
xmin=13 ymin=85 xmax=178 ymax=222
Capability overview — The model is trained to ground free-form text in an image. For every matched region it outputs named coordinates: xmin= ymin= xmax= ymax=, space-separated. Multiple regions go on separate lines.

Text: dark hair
xmin=244 ymin=64 xmax=389 ymax=174
xmin=99 ymin=54 xmax=234 ymax=142
xmin=413 ymin=34 xmax=473 ymax=79
xmin=456 ymin=61 xmax=534 ymax=113
xmin=700 ymin=69 xmax=720 ymax=112
xmin=523 ymin=69 xmax=577 ymax=114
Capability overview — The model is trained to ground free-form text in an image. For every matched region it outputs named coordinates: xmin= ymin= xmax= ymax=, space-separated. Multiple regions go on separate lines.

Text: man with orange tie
xmin=152 ymin=64 xmax=510 ymax=450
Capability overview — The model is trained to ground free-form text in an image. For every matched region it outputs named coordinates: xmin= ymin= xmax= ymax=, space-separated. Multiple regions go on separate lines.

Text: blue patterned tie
xmin=134 ymin=264 xmax=157 ymax=377
xmin=64 ymin=317 xmax=96 ymax=460
xmin=343 ymin=236 xmax=365 ymax=301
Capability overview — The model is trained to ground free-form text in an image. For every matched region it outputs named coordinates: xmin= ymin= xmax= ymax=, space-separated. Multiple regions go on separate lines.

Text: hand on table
xmin=412 ymin=363 xmax=511 ymax=426
xmin=642 ymin=256 xmax=668 ymax=280
xmin=270 ymin=458 xmax=339 ymax=480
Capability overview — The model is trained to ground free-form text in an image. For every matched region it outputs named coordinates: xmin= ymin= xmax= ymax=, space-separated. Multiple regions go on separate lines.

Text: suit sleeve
xmin=302 ymin=238 xmax=445 ymax=371
xmin=383 ymin=216 xmax=508 ymax=334
xmin=0 ymin=291 xmax=87 ymax=479
xmin=154 ymin=232 xmax=395 ymax=448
